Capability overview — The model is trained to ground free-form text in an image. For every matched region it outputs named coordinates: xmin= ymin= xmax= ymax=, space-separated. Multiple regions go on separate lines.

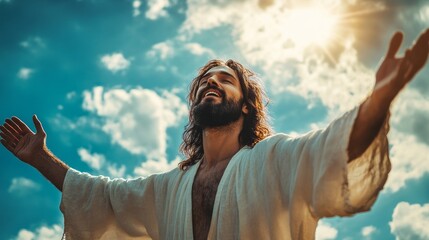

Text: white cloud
xmin=15 ymin=224 xmax=63 ymax=240
xmin=383 ymin=89 xmax=429 ymax=192
xmin=82 ymin=86 xmax=187 ymax=160
xmin=146 ymin=41 xmax=174 ymax=60
xmin=100 ymin=52 xmax=130 ymax=73
xmin=133 ymin=0 xmax=141 ymax=17
xmin=316 ymin=220 xmax=338 ymax=240
xmin=77 ymin=148 xmax=105 ymax=170
xmin=17 ymin=68 xmax=34 ymax=79
xmin=8 ymin=177 xmax=41 ymax=195
xmin=385 ymin=130 xmax=429 ymax=192
xmin=390 ymin=202 xmax=429 ymax=240
xmin=145 ymin=0 xmax=170 ymax=20
xmin=146 ymin=40 xmax=215 ymax=62
xmin=185 ymin=43 xmax=214 ymax=56
xmin=181 ymin=0 xmax=236 ymax=34
xmin=362 ymin=225 xmax=376 ymax=238
xmin=288 ymin=37 xmax=374 ymax=119
xmin=77 ymin=147 xmax=126 ymax=178
xmin=107 ymin=163 xmax=126 ymax=178
xmin=134 ymin=156 xmax=180 ymax=177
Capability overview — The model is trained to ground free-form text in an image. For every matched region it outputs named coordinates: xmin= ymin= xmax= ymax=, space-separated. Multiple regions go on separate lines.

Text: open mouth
xmin=202 ymin=88 xmax=222 ymax=99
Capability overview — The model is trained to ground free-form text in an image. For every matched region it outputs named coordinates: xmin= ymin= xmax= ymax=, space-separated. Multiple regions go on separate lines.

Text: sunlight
xmin=283 ymin=6 xmax=339 ymax=48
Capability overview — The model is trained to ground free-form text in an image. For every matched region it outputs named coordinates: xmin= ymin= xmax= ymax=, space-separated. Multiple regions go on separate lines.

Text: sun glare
xmin=284 ymin=7 xmax=338 ymax=48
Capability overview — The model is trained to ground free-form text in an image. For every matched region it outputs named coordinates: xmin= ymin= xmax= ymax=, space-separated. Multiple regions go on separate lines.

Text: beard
xmin=192 ymin=97 xmax=244 ymax=129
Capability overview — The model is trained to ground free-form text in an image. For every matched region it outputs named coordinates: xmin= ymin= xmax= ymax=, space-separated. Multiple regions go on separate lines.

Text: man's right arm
xmin=0 ymin=115 xmax=69 ymax=191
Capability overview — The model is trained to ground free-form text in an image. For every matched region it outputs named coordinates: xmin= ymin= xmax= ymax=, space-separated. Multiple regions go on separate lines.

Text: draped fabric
xmin=60 ymin=106 xmax=391 ymax=239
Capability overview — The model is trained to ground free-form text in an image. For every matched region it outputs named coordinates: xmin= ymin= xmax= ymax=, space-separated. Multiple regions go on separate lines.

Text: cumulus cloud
xmin=8 ymin=177 xmax=41 ymax=195
xmin=107 ymin=163 xmax=126 ymax=178
xmin=17 ymin=68 xmax=34 ymax=79
xmin=390 ymin=202 xmax=429 ymax=240
xmin=362 ymin=225 xmax=376 ymax=238
xmin=146 ymin=40 xmax=216 ymax=63
xmin=383 ymin=89 xmax=429 ymax=192
xmin=146 ymin=41 xmax=175 ymax=60
xmin=288 ymin=38 xmax=374 ymax=119
xmin=100 ymin=53 xmax=130 ymax=73
xmin=77 ymin=147 xmax=126 ymax=178
xmin=77 ymin=147 xmax=106 ymax=170
xmin=185 ymin=42 xmax=214 ymax=56
xmin=134 ymin=156 xmax=181 ymax=177
xmin=316 ymin=221 xmax=338 ymax=240
xmin=15 ymin=224 xmax=63 ymax=240
xmin=145 ymin=0 xmax=170 ymax=20
xmin=82 ymin=86 xmax=187 ymax=160
xmin=385 ymin=130 xmax=429 ymax=192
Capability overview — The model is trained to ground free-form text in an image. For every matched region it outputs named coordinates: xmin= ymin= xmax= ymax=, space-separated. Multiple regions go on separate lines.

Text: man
xmin=1 ymin=29 xmax=428 ymax=239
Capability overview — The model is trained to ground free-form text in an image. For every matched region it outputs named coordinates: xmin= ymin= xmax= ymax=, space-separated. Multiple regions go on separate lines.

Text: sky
xmin=0 ymin=0 xmax=428 ymax=239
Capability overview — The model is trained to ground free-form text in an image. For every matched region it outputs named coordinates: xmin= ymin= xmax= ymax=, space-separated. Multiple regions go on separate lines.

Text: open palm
xmin=0 ymin=115 xmax=46 ymax=164
xmin=376 ymin=29 xmax=429 ymax=92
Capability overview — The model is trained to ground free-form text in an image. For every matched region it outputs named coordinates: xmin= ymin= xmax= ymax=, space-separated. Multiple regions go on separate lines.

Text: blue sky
xmin=1 ymin=0 xmax=429 ymax=239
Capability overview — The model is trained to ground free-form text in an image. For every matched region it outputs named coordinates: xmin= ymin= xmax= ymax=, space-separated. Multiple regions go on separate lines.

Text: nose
xmin=207 ymin=76 xmax=220 ymax=87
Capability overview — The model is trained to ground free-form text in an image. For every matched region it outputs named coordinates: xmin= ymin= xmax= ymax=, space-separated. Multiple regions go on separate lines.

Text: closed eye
xmin=221 ymin=79 xmax=232 ymax=84
xmin=199 ymin=79 xmax=208 ymax=86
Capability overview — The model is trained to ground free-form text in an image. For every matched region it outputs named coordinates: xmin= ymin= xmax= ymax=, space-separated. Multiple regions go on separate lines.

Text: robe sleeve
xmin=274 ymin=106 xmax=391 ymax=218
xmin=60 ymin=169 xmax=160 ymax=239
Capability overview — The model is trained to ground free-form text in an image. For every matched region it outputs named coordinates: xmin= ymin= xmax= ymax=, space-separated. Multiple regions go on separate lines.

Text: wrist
xmin=372 ymin=78 xmax=400 ymax=109
xmin=31 ymin=147 xmax=52 ymax=169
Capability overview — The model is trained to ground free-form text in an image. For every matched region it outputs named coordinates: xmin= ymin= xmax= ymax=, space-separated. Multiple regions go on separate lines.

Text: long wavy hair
xmin=179 ymin=59 xmax=272 ymax=170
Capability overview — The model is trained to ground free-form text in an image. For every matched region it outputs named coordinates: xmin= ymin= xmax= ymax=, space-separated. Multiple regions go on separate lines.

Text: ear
xmin=242 ymin=104 xmax=249 ymax=114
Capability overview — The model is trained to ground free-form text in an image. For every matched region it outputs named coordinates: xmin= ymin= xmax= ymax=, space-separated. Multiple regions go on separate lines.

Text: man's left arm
xmin=348 ymin=29 xmax=429 ymax=162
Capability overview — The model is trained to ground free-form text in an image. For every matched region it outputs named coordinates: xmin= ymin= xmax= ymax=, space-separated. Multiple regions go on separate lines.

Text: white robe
xmin=60 ymin=107 xmax=391 ymax=239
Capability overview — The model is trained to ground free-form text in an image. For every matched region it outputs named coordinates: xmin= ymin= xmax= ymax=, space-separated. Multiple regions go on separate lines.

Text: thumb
xmin=32 ymin=115 xmax=46 ymax=135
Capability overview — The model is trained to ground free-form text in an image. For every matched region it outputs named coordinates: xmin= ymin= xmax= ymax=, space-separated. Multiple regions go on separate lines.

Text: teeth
xmin=205 ymin=91 xmax=219 ymax=97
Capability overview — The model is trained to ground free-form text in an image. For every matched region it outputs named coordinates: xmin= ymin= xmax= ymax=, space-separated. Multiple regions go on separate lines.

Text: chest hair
xmin=192 ymin=162 xmax=229 ymax=240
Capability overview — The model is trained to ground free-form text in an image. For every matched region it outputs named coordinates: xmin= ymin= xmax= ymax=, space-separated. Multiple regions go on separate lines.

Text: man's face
xmin=192 ymin=65 xmax=247 ymax=128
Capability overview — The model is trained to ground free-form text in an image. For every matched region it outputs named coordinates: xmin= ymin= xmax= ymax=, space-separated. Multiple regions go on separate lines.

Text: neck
xmin=201 ymin=117 xmax=244 ymax=168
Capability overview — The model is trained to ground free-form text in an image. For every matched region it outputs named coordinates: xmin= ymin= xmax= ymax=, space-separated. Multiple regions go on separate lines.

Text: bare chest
xmin=192 ymin=163 xmax=228 ymax=240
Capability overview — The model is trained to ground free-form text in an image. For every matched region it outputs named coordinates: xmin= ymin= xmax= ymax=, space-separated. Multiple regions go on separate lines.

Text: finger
xmin=413 ymin=28 xmax=429 ymax=48
xmin=1 ymin=139 xmax=15 ymax=153
xmin=5 ymin=119 xmax=23 ymax=134
xmin=4 ymin=121 xmax=20 ymax=138
xmin=0 ymin=126 xmax=18 ymax=145
xmin=32 ymin=115 xmax=46 ymax=135
xmin=409 ymin=29 xmax=429 ymax=69
xmin=11 ymin=116 xmax=32 ymax=134
xmin=386 ymin=32 xmax=403 ymax=58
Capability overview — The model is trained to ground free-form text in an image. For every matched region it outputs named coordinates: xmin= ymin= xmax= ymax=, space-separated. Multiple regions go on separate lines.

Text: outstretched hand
xmin=376 ymin=29 xmax=429 ymax=93
xmin=0 ymin=115 xmax=47 ymax=165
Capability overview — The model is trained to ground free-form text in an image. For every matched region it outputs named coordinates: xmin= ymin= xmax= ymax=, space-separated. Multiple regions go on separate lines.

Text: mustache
xmin=196 ymin=85 xmax=225 ymax=103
